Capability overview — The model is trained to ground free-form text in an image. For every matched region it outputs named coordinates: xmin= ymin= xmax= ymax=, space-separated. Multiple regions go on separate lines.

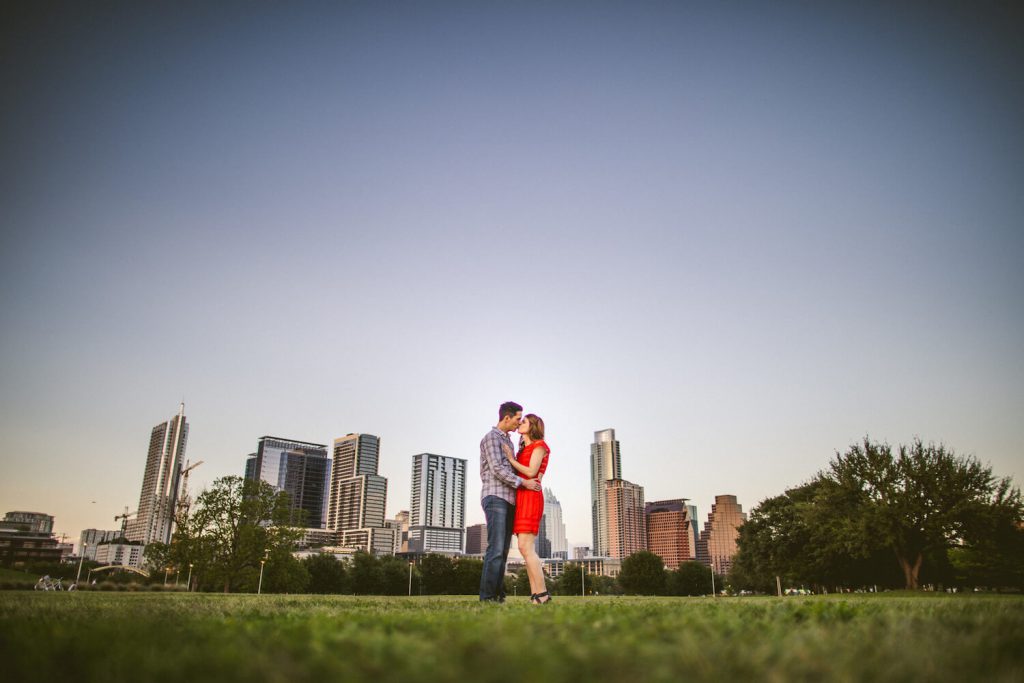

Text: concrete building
xmin=645 ymin=499 xmax=695 ymax=569
xmin=606 ymin=479 xmax=646 ymax=559
xmin=0 ymin=529 xmax=62 ymax=566
xmin=696 ymin=494 xmax=747 ymax=575
xmin=126 ymin=404 xmax=189 ymax=545
xmin=590 ymin=429 xmax=622 ymax=557
xmin=327 ymin=434 xmax=393 ymax=554
xmin=409 ymin=453 xmax=466 ymax=554
xmin=2 ymin=511 xmax=54 ymax=534
xmin=79 ymin=529 xmax=121 ymax=560
xmin=247 ymin=436 xmax=331 ymax=528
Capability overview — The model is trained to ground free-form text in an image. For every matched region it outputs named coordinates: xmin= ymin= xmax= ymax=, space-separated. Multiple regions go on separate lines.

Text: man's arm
xmin=483 ymin=432 xmax=523 ymax=489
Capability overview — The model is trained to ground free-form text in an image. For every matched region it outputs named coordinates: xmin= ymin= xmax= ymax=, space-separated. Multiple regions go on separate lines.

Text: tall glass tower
xmin=127 ymin=404 xmax=188 ymax=545
xmin=537 ymin=487 xmax=568 ymax=559
xmin=248 ymin=436 xmax=331 ymax=528
xmin=590 ymin=428 xmax=621 ymax=556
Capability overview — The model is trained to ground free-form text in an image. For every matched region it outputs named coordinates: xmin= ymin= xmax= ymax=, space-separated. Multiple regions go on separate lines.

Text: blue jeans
xmin=479 ymin=495 xmax=514 ymax=601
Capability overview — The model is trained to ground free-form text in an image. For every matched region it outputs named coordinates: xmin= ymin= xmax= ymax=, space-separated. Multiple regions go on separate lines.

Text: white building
xmin=409 ymin=453 xmax=466 ymax=554
xmin=94 ymin=542 xmax=146 ymax=569
xmin=79 ymin=529 xmax=121 ymax=560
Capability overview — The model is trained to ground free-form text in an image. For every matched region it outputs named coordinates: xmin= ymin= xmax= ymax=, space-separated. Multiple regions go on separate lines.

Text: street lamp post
xmin=76 ymin=542 xmax=88 ymax=585
xmin=581 ymin=564 xmax=586 ymax=597
xmin=258 ymin=550 xmax=268 ymax=595
xmin=164 ymin=567 xmax=171 ymax=586
xmin=187 ymin=563 xmax=194 ymax=592
xmin=408 ymin=561 xmax=413 ymax=597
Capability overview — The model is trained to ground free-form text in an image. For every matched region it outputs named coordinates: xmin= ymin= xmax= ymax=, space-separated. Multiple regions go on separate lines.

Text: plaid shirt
xmin=480 ymin=427 xmax=523 ymax=505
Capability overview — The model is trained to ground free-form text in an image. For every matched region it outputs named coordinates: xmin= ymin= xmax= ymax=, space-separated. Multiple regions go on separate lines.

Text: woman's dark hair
xmin=498 ymin=401 xmax=523 ymax=420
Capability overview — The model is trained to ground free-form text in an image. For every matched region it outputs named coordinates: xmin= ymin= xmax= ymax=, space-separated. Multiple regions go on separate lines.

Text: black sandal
xmin=533 ymin=591 xmax=552 ymax=604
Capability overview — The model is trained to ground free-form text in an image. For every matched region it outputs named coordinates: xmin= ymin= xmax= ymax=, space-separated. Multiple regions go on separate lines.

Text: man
xmin=479 ymin=401 xmax=542 ymax=602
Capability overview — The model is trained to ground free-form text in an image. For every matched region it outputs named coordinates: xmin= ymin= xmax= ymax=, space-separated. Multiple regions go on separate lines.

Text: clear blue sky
xmin=2 ymin=2 xmax=1022 ymax=548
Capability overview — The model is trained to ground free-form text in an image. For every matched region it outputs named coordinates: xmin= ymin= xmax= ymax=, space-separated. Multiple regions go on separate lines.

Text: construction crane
xmin=114 ymin=506 xmax=136 ymax=542
xmin=176 ymin=459 xmax=204 ymax=518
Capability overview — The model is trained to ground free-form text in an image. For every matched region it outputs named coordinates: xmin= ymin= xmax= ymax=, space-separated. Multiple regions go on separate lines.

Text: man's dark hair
xmin=498 ymin=401 xmax=523 ymax=420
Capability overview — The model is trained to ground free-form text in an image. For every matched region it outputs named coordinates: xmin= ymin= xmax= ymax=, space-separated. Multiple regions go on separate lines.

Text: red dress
xmin=513 ymin=440 xmax=550 ymax=535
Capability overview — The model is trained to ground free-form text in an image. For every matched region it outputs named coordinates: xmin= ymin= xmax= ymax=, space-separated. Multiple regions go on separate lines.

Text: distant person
xmin=479 ymin=401 xmax=542 ymax=602
xmin=504 ymin=413 xmax=552 ymax=604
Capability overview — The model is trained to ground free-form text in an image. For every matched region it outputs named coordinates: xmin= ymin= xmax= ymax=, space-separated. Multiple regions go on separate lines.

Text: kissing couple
xmin=478 ymin=401 xmax=552 ymax=604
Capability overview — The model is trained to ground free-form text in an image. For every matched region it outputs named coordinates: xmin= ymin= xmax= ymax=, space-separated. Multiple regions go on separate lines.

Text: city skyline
xmin=2 ymin=4 xmax=1022 ymax=551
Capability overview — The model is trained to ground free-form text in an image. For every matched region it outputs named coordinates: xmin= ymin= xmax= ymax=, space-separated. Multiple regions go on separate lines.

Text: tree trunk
xmin=898 ymin=553 xmax=923 ymax=589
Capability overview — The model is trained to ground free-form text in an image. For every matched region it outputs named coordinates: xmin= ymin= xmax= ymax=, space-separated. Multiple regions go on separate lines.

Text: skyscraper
xmin=126 ymin=404 xmax=188 ymax=545
xmin=327 ymin=433 xmax=394 ymax=554
xmin=409 ymin=453 xmax=466 ymax=554
xmin=465 ymin=523 xmax=487 ymax=555
xmin=606 ymin=479 xmax=646 ymax=559
xmin=537 ymin=488 xmax=568 ymax=559
xmin=247 ymin=436 xmax=331 ymax=528
xmin=590 ymin=429 xmax=622 ymax=556
xmin=645 ymin=499 xmax=694 ymax=569
xmin=696 ymin=494 xmax=747 ymax=575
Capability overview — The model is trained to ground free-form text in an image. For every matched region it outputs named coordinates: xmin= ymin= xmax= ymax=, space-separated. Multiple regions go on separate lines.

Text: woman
xmin=504 ymin=413 xmax=552 ymax=604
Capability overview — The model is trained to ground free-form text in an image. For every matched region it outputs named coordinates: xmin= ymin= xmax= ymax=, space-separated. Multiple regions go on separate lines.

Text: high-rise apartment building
xmin=606 ymin=479 xmax=646 ymax=559
xmin=247 ymin=436 xmax=331 ymax=528
xmin=465 ymin=523 xmax=487 ymax=555
xmin=590 ymin=429 xmax=622 ymax=556
xmin=536 ymin=488 xmax=568 ymax=559
xmin=645 ymin=499 xmax=694 ymax=569
xmin=409 ymin=453 xmax=467 ymax=554
xmin=327 ymin=434 xmax=394 ymax=554
xmin=696 ymin=494 xmax=747 ymax=575
xmin=126 ymin=404 xmax=188 ymax=545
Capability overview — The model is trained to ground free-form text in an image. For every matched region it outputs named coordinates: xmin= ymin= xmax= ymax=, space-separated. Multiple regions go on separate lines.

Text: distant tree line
xmin=731 ymin=438 xmax=1024 ymax=592
xmin=138 ymin=437 xmax=1022 ymax=597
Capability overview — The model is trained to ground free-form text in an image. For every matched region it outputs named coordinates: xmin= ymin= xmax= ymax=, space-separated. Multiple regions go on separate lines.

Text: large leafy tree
xmin=816 ymin=438 xmax=1018 ymax=590
xmin=618 ymin=551 xmax=667 ymax=595
xmin=303 ymin=553 xmax=350 ymax=594
xmin=418 ymin=554 xmax=456 ymax=594
xmin=174 ymin=476 xmax=302 ymax=593
xmin=668 ymin=561 xmax=714 ymax=596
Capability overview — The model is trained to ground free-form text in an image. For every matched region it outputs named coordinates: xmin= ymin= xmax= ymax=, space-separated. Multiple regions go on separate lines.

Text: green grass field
xmin=1 ymin=592 xmax=1022 ymax=682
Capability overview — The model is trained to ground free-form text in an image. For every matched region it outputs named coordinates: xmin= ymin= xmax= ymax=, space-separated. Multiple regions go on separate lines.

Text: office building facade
xmin=645 ymin=499 xmax=695 ymax=569
xmin=465 ymin=523 xmax=487 ymax=555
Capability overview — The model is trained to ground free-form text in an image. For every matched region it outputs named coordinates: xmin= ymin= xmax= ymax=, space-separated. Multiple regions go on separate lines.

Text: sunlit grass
xmin=1 ymin=593 xmax=1022 ymax=682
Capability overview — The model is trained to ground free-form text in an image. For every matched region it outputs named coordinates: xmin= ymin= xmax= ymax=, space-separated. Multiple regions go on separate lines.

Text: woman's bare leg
xmin=517 ymin=533 xmax=548 ymax=597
